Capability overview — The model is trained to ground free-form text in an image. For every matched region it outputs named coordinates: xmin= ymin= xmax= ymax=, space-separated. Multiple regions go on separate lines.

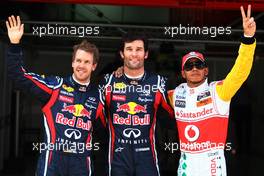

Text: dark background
xmin=0 ymin=1 xmax=264 ymax=175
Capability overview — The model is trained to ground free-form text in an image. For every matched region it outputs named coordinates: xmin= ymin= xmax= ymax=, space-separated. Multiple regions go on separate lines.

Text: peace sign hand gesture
xmin=241 ymin=5 xmax=256 ymax=37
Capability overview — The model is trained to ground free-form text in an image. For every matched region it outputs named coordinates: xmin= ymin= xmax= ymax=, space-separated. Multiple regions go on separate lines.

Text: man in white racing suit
xmin=168 ymin=5 xmax=256 ymax=176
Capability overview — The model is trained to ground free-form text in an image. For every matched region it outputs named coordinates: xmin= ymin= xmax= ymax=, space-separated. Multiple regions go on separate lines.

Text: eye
xmin=84 ymin=60 xmax=90 ymax=64
xmin=136 ymin=48 xmax=143 ymax=52
xmin=126 ymin=47 xmax=132 ymax=51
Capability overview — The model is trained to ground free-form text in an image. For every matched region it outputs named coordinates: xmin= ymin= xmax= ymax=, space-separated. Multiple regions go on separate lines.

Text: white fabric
xmin=172 ymin=79 xmax=230 ymax=176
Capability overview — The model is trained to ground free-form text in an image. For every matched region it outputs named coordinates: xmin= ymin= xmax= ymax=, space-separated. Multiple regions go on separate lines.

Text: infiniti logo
xmin=123 ymin=128 xmax=141 ymax=138
xmin=115 ymin=147 xmax=124 ymax=152
xmin=89 ymin=97 xmax=96 ymax=101
xmin=64 ymin=128 xmax=82 ymax=140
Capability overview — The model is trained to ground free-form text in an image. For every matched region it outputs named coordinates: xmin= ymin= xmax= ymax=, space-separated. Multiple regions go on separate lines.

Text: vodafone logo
xmin=184 ymin=125 xmax=199 ymax=142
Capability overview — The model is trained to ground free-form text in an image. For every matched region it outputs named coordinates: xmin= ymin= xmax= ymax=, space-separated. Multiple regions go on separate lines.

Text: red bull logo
xmin=62 ymin=104 xmax=91 ymax=118
xmin=116 ymin=103 xmax=130 ymax=113
xmin=113 ymin=114 xmax=150 ymax=126
xmin=56 ymin=113 xmax=76 ymax=127
xmin=116 ymin=102 xmax=147 ymax=115
xmin=56 ymin=113 xmax=92 ymax=131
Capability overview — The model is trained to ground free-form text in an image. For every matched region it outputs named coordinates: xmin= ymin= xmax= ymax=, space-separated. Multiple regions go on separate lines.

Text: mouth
xmin=129 ymin=58 xmax=140 ymax=63
xmin=129 ymin=57 xmax=138 ymax=61
xmin=190 ymin=73 xmax=201 ymax=77
xmin=76 ymin=69 xmax=86 ymax=74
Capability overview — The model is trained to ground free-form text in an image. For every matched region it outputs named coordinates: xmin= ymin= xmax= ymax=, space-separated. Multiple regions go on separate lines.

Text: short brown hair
xmin=72 ymin=40 xmax=99 ymax=64
xmin=120 ymin=32 xmax=148 ymax=52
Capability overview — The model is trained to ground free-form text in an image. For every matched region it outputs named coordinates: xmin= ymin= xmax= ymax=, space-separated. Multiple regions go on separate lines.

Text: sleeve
xmin=216 ymin=37 xmax=256 ymax=101
xmin=98 ymin=73 xmax=113 ymax=107
xmin=98 ymin=74 xmax=108 ymax=104
xmin=167 ymin=89 xmax=174 ymax=108
xmin=95 ymin=89 xmax=106 ymax=128
xmin=7 ymin=44 xmax=60 ymax=104
xmin=96 ymin=73 xmax=113 ymax=126
xmin=157 ymin=76 xmax=174 ymax=118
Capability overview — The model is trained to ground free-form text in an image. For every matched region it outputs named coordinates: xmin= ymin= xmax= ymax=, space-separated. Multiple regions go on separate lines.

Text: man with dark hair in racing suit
xmin=168 ymin=5 xmax=256 ymax=176
xmin=100 ymin=33 xmax=174 ymax=176
xmin=6 ymin=15 xmax=105 ymax=176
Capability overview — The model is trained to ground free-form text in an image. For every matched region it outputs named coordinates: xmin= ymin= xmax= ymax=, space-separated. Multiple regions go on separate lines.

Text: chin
xmin=190 ymin=79 xmax=203 ymax=84
xmin=128 ymin=63 xmax=139 ymax=67
xmin=127 ymin=65 xmax=139 ymax=70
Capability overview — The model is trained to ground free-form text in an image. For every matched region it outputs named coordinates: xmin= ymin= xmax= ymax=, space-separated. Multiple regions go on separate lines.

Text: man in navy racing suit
xmin=100 ymin=33 xmax=174 ymax=176
xmin=6 ymin=15 xmax=105 ymax=176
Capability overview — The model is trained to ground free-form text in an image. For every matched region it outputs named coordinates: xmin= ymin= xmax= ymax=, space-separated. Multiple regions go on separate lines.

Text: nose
xmin=78 ymin=61 xmax=85 ymax=68
xmin=131 ymin=50 xmax=137 ymax=57
xmin=192 ymin=66 xmax=199 ymax=70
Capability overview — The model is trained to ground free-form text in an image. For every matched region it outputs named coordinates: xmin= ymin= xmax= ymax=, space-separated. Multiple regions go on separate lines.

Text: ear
xmin=72 ymin=59 xmax=75 ymax=68
xmin=204 ymin=67 xmax=209 ymax=76
xmin=92 ymin=63 xmax=97 ymax=71
xmin=181 ymin=70 xmax=186 ymax=79
xmin=144 ymin=51 xmax=149 ymax=59
xmin=120 ymin=51 xmax=124 ymax=59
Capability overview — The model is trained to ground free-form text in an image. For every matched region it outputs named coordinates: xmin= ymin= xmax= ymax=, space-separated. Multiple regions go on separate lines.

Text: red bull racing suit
xmin=169 ymin=37 xmax=256 ymax=176
xmin=100 ymin=72 xmax=174 ymax=176
xmin=7 ymin=44 xmax=105 ymax=176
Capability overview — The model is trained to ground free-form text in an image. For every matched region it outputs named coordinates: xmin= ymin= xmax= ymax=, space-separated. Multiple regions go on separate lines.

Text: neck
xmin=187 ymin=79 xmax=206 ymax=88
xmin=72 ymin=74 xmax=90 ymax=86
xmin=124 ymin=66 xmax=144 ymax=77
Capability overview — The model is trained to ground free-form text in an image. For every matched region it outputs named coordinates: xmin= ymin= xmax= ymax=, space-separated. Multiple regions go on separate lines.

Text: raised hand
xmin=6 ymin=15 xmax=24 ymax=44
xmin=240 ymin=5 xmax=256 ymax=37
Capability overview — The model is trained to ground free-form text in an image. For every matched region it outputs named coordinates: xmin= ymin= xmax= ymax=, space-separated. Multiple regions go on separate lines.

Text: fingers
xmin=247 ymin=4 xmax=251 ymax=18
xmin=251 ymin=21 xmax=256 ymax=28
xmin=240 ymin=6 xmax=246 ymax=19
xmin=17 ymin=16 xmax=21 ymax=27
xmin=241 ymin=4 xmax=256 ymax=36
xmin=241 ymin=4 xmax=252 ymax=19
xmin=20 ymin=24 xmax=24 ymax=31
xmin=5 ymin=21 xmax=10 ymax=30
xmin=249 ymin=17 xmax=254 ymax=23
xmin=7 ymin=15 xmax=21 ymax=28
xmin=8 ymin=16 xmax=14 ymax=28
xmin=244 ymin=17 xmax=254 ymax=27
xmin=11 ymin=15 xmax=17 ymax=27
xmin=249 ymin=17 xmax=256 ymax=28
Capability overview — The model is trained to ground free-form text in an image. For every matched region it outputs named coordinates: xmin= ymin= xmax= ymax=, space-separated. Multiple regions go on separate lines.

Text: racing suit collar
xmin=72 ymin=74 xmax=90 ymax=86
xmin=124 ymin=72 xmax=144 ymax=80
xmin=186 ymin=78 xmax=208 ymax=95
xmin=70 ymin=75 xmax=90 ymax=92
xmin=123 ymin=71 xmax=147 ymax=85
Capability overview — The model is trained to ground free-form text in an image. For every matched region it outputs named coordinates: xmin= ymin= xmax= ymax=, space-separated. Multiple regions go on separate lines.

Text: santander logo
xmin=175 ymin=108 xmax=213 ymax=119
xmin=184 ymin=125 xmax=199 ymax=142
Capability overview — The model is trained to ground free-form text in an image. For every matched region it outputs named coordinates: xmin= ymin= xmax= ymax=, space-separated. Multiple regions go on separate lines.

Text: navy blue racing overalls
xmin=7 ymin=44 xmax=105 ymax=176
xmin=100 ymin=72 xmax=174 ymax=176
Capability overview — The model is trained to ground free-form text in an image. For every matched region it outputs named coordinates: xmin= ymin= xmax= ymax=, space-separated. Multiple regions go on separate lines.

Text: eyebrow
xmin=125 ymin=46 xmax=144 ymax=49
